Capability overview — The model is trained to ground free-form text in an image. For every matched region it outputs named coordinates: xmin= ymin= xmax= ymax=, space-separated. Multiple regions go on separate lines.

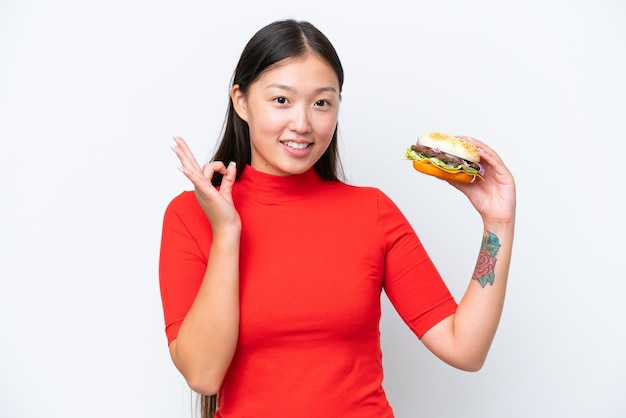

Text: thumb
xmin=219 ymin=161 xmax=238 ymax=194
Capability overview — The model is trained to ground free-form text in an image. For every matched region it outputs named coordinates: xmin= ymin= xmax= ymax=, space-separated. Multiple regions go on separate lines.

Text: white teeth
xmin=284 ymin=141 xmax=309 ymax=150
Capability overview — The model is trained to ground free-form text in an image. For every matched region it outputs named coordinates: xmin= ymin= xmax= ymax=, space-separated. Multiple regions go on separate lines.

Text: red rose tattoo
xmin=472 ymin=231 xmax=501 ymax=288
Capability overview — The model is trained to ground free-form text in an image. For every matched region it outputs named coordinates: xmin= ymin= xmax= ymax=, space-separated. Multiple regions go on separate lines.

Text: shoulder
xmin=165 ymin=190 xmax=197 ymax=212
xmin=162 ymin=190 xmax=206 ymax=227
xmin=325 ymin=183 xmax=404 ymax=222
xmin=163 ymin=190 xmax=198 ymax=218
xmin=336 ymin=182 xmax=397 ymax=207
xmin=330 ymin=181 xmax=387 ymax=198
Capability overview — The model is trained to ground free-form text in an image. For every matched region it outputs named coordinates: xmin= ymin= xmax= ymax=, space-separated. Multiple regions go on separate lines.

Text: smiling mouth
xmin=281 ymin=141 xmax=311 ymax=150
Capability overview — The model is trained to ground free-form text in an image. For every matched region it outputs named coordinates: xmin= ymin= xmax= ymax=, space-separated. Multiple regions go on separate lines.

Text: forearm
xmin=422 ymin=219 xmax=515 ymax=371
xmin=170 ymin=232 xmax=240 ymax=395
xmin=454 ymin=219 xmax=514 ymax=366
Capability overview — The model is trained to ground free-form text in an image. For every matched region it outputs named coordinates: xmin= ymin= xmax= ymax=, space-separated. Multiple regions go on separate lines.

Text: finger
xmin=171 ymin=136 xmax=203 ymax=172
xmin=477 ymin=146 xmax=508 ymax=177
xmin=218 ymin=161 xmax=238 ymax=195
xmin=172 ymin=137 xmax=201 ymax=171
xmin=179 ymin=163 xmax=214 ymax=190
xmin=455 ymin=135 xmax=506 ymax=169
xmin=201 ymin=161 xmax=228 ymax=181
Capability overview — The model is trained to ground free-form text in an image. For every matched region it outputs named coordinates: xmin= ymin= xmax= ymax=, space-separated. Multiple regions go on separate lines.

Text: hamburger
xmin=405 ymin=131 xmax=484 ymax=183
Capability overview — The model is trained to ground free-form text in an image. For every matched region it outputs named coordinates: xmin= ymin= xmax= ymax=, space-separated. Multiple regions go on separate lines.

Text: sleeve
xmin=377 ymin=190 xmax=458 ymax=338
xmin=158 ymin=192 xmax=212 ymax=345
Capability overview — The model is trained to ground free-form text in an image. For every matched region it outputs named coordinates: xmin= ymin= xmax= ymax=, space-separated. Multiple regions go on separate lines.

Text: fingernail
xmin=229 ymin=161 xmax=236 ymax=167
xmin=177 ymin=166 xmax=184 ymax=173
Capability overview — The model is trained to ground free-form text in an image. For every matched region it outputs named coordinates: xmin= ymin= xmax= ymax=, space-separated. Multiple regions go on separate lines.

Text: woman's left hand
xmin=449 ymin=136 xmax=516 ymax=225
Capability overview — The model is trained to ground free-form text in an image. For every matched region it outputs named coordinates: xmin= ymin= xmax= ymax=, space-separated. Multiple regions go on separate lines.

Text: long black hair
xmin=210 ymin=19 xmax=345 ymax=186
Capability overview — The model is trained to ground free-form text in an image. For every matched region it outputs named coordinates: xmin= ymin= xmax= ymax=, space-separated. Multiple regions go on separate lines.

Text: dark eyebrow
xmin=266 ymin=83 xmax=338 ymax=95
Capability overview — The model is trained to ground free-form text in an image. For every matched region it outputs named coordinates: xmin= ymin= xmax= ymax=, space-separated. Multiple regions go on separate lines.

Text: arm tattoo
xmin=472 ymin=231 xmax=501 ymax=288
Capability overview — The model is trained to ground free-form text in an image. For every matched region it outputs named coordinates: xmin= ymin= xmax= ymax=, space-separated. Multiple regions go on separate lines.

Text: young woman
xmin=160 ymin=19 xmax=516 ymax=418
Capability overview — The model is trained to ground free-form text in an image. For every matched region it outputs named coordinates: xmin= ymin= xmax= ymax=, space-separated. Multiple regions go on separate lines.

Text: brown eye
xmin=275 ymin=97 xmax=287 ymax=104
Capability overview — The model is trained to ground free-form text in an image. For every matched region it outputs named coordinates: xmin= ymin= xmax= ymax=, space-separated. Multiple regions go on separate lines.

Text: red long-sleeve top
xmin=159 ymin=165 xmax=457 ymax=417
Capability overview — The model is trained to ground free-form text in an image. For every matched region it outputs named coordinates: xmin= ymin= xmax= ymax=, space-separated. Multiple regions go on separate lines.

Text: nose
xmin=288 ymin=105 xmax=312 ymax=133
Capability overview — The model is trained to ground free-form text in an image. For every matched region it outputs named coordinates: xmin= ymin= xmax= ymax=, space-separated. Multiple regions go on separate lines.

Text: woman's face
xmin=232 ymin=54 xmax=340 ymax=176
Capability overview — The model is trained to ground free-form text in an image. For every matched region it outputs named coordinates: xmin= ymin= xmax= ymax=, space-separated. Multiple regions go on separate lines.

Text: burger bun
xmin=411 ymin=160 xmax=478 ymax=183
xmin=418 ymin=132 xmax=480 ymax=164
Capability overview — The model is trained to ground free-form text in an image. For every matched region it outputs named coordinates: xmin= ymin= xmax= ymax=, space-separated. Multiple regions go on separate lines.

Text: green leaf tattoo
xmin=472 ymin=231 xmax=501 ymax=288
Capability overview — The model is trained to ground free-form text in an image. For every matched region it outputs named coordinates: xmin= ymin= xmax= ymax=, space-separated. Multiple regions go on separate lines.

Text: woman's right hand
xmin=171 ymin=136 xmax=241 ymax=235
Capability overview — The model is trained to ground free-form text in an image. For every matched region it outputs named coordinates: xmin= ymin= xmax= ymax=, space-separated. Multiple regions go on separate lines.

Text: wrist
xmin=481 ymin=217 xmax=515 ymax=239
xmin=482 ymin=210 xmax=515 ymax=229
xmin=211 ymin=226 xmax=242 ymax=247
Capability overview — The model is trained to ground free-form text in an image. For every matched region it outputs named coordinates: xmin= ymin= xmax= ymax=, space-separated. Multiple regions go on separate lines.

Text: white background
xmin=1 ymin=1 xmax=625 ymax=417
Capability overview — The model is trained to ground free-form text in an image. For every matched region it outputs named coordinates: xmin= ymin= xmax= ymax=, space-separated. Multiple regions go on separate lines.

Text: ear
xmin=231 ymin=84 xmax=249 ymax=122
